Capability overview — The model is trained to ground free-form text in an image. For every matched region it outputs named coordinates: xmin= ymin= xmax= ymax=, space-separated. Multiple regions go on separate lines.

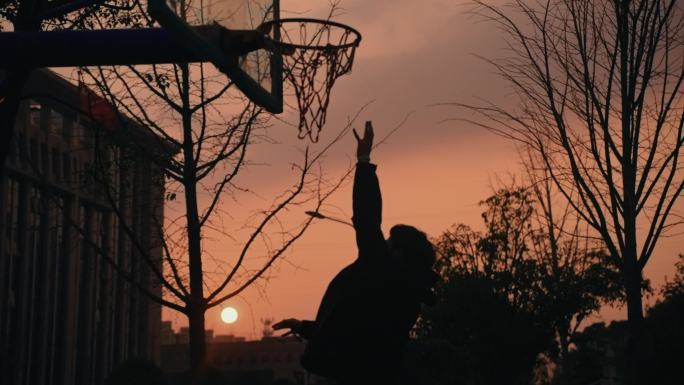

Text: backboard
xmin=148 ymin=0 xmax=282 ymax=113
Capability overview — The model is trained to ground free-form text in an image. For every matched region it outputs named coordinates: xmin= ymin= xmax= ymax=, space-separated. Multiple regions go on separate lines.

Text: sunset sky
xmin=162 ymin=0 xmax=684 ymax=339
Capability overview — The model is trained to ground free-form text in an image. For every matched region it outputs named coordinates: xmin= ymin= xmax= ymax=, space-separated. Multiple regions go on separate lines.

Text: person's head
xmin=387 ymin=224 xmax=439 ymax=305
xmin=387 ymin=224 xmax=436 ymax=269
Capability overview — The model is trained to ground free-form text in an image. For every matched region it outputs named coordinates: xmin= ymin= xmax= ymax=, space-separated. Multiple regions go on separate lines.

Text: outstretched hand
xmin=273 ymin=318 xmax=303 ymax=337
xmin=353 ymin=121 xmax=374 ymax=160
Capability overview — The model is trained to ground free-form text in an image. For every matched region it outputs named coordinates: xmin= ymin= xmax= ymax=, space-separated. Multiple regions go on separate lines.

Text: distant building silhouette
xmin=160 ymin=328 xmax=326 ymax=385
xmin=160 ymin=321 xmax=247 ymax=346
xmin=0 ymin=69 xmax=171 ymax=385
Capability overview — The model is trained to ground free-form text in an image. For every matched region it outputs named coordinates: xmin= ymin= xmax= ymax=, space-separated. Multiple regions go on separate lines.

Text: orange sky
xmin=163 ymin=0 xmax=684 ymax=339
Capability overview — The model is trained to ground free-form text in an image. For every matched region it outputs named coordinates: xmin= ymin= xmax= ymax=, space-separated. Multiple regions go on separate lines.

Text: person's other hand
xmin=273 ymin=318 xmax=303 ymax=335
xmin=353 ymin=121 xmax=374 ymax=160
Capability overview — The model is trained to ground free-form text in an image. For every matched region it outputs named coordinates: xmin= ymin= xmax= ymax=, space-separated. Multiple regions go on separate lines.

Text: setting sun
xmin=220 ymin=307 xmax=238 ymax=324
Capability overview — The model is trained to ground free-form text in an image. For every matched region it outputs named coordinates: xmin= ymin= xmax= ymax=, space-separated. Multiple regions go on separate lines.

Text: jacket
xmin=298 ymin=162 xmax=428 ymax=380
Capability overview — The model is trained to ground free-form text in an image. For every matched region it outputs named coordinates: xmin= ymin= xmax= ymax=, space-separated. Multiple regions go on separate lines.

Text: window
xmin=49 ymin=197 xmax=65 ymax=259
xmin=62 ymin=119 xmax=73 ymax=140
xmin=62 ymin=152 xmax=71 ymax=182
xmin=93 ymin=210 xmax=104 ymax=249
xmin=7 ymin=133 xmax=17 ymax=165
xmin=4 ymin=178 xmax=20 ymax=256
xmin=29 ymin=138 xmax=38 ymax=168
xmin=28 ymin=100 xmax=41 ymax=129
xmin=52 ymin=147 xmax=60 ymax=179
xmin=49 ymin=109 xmax=64 ymax=136
xmin=41 ymin=143 xmax=48 ymax=175
xmin=17 ymin=134 xmax=27 ymax=165
xmin=72 ymin=158 xmax=79 ymax=183
xmin=28 ymin=186 xmax=43 ymax=262
xmin=71 ymin=120 xmax=90 ymax=148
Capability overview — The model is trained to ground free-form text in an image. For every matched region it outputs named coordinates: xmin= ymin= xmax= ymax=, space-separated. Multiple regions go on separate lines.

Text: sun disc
xmin=220 ymin=307 xmax=238 ymax=324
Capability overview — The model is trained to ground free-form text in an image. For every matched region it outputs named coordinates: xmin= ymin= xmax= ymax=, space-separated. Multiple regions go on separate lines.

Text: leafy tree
xmin=557 ymin=255 xmax=683 ymax=385
xmin=556 ymin=321 xmax=629 ymax=385
xmin=659 ymin=253 xmax=684 ymax=299
xmin=416 ymin=273 xmax=551 ymax=385
xmin=642 ymin=254 xmax=684 ymax=384
xmin=421 ymin=182 xmax=623 ymax=382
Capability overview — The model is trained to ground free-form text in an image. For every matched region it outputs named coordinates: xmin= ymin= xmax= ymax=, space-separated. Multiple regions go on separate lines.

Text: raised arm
xmin=352 ymin=122 xmax=386 ymax=261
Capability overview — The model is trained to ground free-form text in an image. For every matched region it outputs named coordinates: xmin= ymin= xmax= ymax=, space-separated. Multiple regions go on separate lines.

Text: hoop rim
xmin=259 ymin=18 xmax=362 ymax=51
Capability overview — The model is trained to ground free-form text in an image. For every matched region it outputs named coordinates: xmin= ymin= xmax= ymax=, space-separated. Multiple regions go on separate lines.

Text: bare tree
xmin=82 ymin=88 xmax=349 ymax=383
xmin=0 ymin=1 xmax=362 ymax=384
xmin=52 ymin=2 xmax=359 ymax=383
xmin=455 ymin=1 xmax=684 ymax=379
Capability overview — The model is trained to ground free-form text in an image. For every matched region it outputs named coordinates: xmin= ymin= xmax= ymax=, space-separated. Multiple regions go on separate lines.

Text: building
xmin=161 ymin=322 xmax=246 ymax=346
xmin=0 ymin=69 xmax=171 ymax=385
xmin=160 ymin=334 xmax=323 ymax=385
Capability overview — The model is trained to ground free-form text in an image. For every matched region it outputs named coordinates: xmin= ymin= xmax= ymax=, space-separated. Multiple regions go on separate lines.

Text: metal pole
xmin=0 ymin=0 xmax=40 ymax=170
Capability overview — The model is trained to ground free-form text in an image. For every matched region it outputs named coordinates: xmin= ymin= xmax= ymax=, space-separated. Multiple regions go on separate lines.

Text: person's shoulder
xmin=354 ymin=252 xmax=392 ymax=274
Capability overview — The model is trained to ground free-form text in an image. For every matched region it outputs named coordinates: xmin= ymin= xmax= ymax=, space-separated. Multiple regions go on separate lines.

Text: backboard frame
xmin=147 ymin=0 xmax=283 ymax=113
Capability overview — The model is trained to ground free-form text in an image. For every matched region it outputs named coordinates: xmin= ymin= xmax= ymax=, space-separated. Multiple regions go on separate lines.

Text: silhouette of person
xmin=274 ymin=121 xmax=439 ymax=385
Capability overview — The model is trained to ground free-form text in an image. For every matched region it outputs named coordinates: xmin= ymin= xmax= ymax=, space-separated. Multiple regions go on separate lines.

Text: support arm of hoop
xmin=0 ymin=27 xmax=282 ymax=112
xmin=0 ymin=29 xmax=205 ymax=67
xmin=40 ymin=0 xmax=108 ymax=19
xmin=147 ymin=0 xmax=282 ymax=113
xmin=0 ymin=26 xmax=271 ymax=68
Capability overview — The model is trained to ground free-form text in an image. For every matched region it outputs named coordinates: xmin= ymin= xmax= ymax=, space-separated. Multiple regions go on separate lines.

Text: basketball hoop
xmin=259 ymin=18 xmax=362 ymax=142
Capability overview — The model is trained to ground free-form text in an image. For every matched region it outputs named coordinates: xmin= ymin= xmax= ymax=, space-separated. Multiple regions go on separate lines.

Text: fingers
xmin=273 ymin=318 xmax=298 ymax=330
xmin=365 ymin=121 xmax=374 ymax=147
xmin=365 ymin=121 xmax=373 ymax=138
xmin=354 ymin=121 xmax=373 ymax=144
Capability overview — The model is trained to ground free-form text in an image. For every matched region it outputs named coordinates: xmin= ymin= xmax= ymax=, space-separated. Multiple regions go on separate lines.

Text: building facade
xmin=160 ymin=334 xmax=322 ymax=385
xmin=0 ymin=69 xmax=168 ymax=385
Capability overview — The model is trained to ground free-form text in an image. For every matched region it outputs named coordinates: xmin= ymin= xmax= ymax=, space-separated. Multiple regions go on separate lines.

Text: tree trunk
xmin=186 ymin=208 xmax=206 ymax=385
xmin=180 ymin=61 xmax=207 ymax=385
xmin=617 ymin=0 xmax=644 ymax=380
xmin=188 ymin=301 xmax=207 ymax=385
xmin=558 ymin=327 xmax=570 ymax=364
xmin=556 ymin=327 xmax=570 ymax=383
xmin=185 ymin=173 xmax=206 ymax=385
xmin=623 ymin=258 xmax=644 ymax=385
